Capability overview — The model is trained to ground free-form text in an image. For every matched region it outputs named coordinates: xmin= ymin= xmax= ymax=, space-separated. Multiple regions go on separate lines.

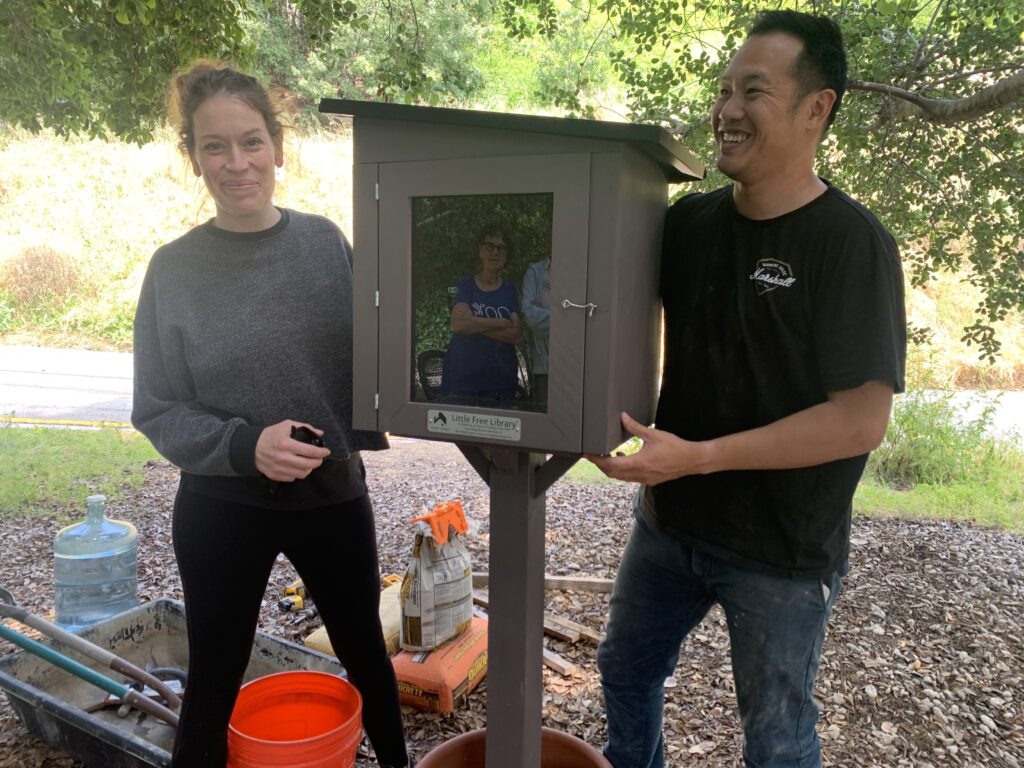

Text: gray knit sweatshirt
xmin=132 ymin=209 xmax=387 ymax=507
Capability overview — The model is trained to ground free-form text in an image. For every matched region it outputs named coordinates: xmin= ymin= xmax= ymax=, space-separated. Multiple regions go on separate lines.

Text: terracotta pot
xmin=418 ymin=726 xmax=612 ymax=768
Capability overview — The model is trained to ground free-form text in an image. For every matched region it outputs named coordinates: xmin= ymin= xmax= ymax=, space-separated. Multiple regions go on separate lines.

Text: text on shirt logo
xmin=471 ymin=302 xmax=513 ymax=318
xmin=749 ymin=259 xmax=797 ymax=295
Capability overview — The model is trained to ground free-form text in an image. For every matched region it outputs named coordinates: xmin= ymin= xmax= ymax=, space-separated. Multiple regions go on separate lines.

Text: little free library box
xmin=319 ymin=99 xmax=704 ymax=456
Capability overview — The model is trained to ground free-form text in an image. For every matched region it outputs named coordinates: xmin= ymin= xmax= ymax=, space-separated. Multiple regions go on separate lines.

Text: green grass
xmin=856 ymin=391 xmax=1024 ymax=533
xmin=565 ymin=458 xmax=619 ymax=484
xmin=2 ymin=411 xmax=1022 ymax=537
xmin=0 ymin=427 xmax=159 ymax=519
xmin=564 ymin=437 xmax=642 ymax=484
xmin=854 ymin=472 xmax=1024 ymax=534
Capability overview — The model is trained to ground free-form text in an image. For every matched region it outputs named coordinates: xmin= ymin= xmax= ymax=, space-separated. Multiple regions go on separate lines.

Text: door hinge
xmin=375 ymin=290 xmax=380 ymax=307
xmin=375 ymin=182 xmax=379 ymax=201
xmin=374 ymin=393 xmax=379 ymax=410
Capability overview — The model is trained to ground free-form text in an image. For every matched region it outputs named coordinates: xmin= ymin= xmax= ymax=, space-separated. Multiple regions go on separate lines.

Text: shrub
xmin=0 ymin=245 xmax=85 ymax=312
xmin=75 ymin=303 xmax=137 ymax=348
xmin=0 ymin=296 xmax=15 ymax=332
xmin=867 ymin=391 xmax=1005 ymax=489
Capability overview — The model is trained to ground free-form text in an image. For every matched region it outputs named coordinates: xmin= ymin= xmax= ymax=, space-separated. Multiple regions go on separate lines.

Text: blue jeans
xmin=597 ymin=491 xmax=845 ymax=768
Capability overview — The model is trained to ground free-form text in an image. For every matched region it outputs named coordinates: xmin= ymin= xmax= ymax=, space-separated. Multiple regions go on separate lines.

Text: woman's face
xmin=189 ymin=92 xmax=283 ymax=232
xmin=478 ymin=235 xmax=508 ymax=272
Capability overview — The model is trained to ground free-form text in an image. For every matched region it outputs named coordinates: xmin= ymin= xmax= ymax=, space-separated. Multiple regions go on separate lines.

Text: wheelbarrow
xmin=0 ymin=586 xmax=180 ymax=727
xmin=0 ymin=595 xmax=345 ymax=768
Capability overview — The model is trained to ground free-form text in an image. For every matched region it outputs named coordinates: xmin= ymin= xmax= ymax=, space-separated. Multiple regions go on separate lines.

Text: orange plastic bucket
xmin=227 ymin=670 xmax=363 ymax=768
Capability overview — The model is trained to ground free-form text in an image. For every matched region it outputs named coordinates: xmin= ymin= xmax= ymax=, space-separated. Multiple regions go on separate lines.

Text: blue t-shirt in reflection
xmin=441 ymin=276 xmax=520 ymax=399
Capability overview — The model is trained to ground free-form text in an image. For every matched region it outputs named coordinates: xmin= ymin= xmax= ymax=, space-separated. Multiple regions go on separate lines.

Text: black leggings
xmin=170 ymin=488 xmax=407 ymax=767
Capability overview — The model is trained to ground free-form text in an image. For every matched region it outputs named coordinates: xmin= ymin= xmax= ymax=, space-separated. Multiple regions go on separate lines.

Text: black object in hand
xmin=290 ymin=425 xmax=325 ymax=447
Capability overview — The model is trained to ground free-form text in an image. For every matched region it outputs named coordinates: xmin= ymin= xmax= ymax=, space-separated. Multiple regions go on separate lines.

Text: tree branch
xmin=929 ymin=65 xmax=1023 ymax=89
xmin=902 ymin=0 xmax=945 ymax=90
xmin=849 ymin=71 xmax=1024 ymax=124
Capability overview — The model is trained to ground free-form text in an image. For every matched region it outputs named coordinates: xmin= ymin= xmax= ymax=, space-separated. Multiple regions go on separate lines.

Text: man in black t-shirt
xmin=589 ymin=11 xmax=906 ymax=768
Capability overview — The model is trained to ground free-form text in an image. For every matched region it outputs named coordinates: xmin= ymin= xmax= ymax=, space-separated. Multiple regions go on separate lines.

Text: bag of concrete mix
xmin=400 ymin=501 xmax=474 ymax=652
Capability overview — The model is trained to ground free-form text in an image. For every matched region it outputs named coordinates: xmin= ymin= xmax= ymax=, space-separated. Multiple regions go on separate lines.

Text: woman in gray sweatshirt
xmin=132 ymin=63 xmax=410 ymax=768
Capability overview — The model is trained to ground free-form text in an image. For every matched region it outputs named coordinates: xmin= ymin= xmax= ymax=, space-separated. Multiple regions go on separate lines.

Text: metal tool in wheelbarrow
xmin=0 ymin=586 xmax=180 ymax=726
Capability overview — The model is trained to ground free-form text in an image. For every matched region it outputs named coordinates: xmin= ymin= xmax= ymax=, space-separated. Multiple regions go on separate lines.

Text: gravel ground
xmin=1 ymin=437 xmax=1022 ymax=766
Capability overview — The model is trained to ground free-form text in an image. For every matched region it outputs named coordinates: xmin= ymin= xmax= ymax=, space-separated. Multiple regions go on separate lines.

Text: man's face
xmin=711 ymin=32 xmax=815 ymax=185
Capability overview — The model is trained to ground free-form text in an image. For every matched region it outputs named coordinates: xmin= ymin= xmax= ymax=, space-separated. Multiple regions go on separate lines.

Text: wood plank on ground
xmin=472 ymin=573 xmax=613 ymax=593
xmin=543 ymin=613 xmax=603 ymax=645
xmin=473 ymin=589 xmax=584 ymax=643
xmin=543 ymin=617 xmax=580 ymax=642
xmin=542 ymin=647 xmax=576 ymax=676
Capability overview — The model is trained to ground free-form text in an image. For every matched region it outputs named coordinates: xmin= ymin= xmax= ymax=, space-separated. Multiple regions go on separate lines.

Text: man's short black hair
xmin=749 ymin=10 xmax=847 ymax=127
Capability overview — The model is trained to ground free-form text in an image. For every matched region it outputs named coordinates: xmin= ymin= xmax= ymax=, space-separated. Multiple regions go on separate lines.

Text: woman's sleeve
xmin=454 ymin=276 xmax=474 ymax=306
xmin=130 ymin=262 xmax=262 ymax=477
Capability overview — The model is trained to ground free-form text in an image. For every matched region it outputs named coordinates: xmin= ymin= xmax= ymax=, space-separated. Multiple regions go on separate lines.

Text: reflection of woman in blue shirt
xmin=441 ymin=224 xmax=523 ymax=403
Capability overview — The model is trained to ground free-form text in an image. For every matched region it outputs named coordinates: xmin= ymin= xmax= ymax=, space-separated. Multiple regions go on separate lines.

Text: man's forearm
xmin=697 ymin=381 xmax=894 ymax=474
xmin=588 ymin=380 xmax=895 ymax=485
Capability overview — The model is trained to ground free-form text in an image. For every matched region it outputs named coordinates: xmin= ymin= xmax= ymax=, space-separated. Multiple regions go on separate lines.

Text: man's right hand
xmin=584 ymin=412 xmax=712 ymax=486
xmin=255 ymin=420 xmax=330 ymax=482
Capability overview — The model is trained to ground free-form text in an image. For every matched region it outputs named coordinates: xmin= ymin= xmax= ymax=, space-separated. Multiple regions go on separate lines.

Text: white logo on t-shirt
xmin=749 ymin=259 xmax=796 ymax=295
xmin=472 ymin=302 xmax=512 ymax=319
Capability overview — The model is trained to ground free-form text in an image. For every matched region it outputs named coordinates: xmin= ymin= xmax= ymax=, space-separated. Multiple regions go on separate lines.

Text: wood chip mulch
xmin=1 ymin=438 xmax=1022 ymax=766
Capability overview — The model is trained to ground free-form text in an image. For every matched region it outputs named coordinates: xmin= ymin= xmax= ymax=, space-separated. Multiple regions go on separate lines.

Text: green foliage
xmin=1 ymin=0 xmax=245 ymax=142
xmin=859 ymin=389 xmax=1024 ymax=532
xmin=243 ymin=0 xmax=490 ymax=123
xmin=0 ymin=0 xmax=367 ymax=141
xmin=0 ymin=126 xmax=355 ymax=349
xmin=75 ymin=305 xmax=139 ymax=349
xmin=867 ymin=391 xmax=1015 ymax=488
xmin=0 ymin=427 xmax=159 ymax=518
xmin=503 ymin=0 xmax=1024 ymax=362
xmin=0 ymin=296 xmax=16 ymax=334
xmin=489 ymin=0 xmax=620 ymax=115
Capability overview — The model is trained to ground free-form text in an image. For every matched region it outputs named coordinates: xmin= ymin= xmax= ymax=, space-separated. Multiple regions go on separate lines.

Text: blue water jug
xmin=53 ymin=494 xmax=138 ymax=632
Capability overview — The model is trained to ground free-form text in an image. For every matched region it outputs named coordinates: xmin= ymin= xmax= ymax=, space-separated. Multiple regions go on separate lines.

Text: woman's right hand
xmin=255 ymin=420 xmax=330 ymax=482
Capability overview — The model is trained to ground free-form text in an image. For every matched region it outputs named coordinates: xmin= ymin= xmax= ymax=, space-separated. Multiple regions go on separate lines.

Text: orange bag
xmin=392 ymin=615 xmax=488 ymax=713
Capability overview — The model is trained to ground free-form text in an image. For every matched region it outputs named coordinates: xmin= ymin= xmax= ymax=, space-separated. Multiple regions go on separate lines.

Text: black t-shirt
xmin=651 ymin=183 xmax=906 ymax=579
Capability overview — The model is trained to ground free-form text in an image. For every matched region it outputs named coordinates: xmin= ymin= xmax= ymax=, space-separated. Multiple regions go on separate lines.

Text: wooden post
xmin=485 ymin=449 xmax=546 ymax=768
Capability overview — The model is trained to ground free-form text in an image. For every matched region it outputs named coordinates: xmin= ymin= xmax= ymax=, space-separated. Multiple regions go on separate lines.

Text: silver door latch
xmin=561 ymin=299 xmax=598 ymax=317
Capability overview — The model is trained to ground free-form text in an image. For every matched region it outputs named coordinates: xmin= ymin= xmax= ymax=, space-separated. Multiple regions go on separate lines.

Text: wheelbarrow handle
xmin=0 ymin=602 xmax=181 ymax=710
xmin=0 ymin=623 xmax=179 ymax=728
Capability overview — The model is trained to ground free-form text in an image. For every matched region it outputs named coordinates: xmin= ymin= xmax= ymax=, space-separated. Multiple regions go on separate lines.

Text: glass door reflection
xmin=411 ymin=193 xmax=553 ymax=413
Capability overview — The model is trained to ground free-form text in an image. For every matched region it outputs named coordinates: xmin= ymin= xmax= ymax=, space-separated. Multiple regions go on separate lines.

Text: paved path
xmin=0 ymin=345 xmax=133 ymax=427
xmin=1 ymin=345 xmax=1023 ymax=443
xmin=938 ymin=390 xmax=1024 ymax=444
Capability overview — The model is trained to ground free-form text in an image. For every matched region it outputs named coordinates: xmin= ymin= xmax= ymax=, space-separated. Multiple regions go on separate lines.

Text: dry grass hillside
xmin=1 ymin=127 xmax=1022 ymax=389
